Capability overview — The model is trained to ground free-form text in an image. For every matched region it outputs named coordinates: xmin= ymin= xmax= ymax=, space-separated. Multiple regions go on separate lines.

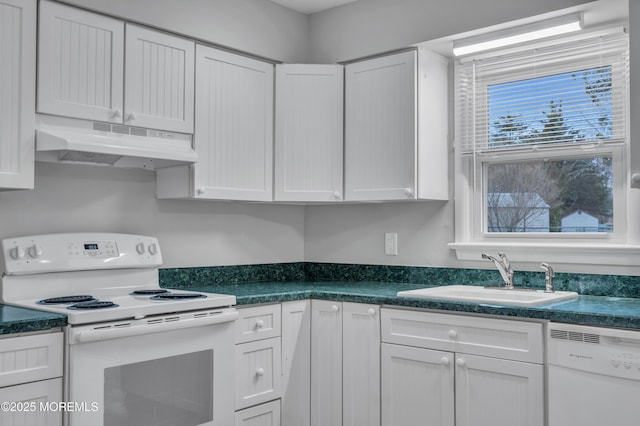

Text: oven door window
xmin=103 ymin=350 xmax=213 ymax=426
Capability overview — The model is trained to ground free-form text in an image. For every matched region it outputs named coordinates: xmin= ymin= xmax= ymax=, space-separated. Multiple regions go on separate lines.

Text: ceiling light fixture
xmin=453 ymin=13 xmax=583 ymax=57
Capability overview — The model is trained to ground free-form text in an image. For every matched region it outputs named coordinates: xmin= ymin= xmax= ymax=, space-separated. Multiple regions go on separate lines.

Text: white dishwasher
xmin=547 ymin=322 xmax=640 ymax=426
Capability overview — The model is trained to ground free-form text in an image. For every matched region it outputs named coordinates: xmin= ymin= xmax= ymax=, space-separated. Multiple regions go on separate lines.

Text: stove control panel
xmin=1 ymin=233 xmax=162 ymax=275
xmin=66 ymin=241 xmax=119 ymax=258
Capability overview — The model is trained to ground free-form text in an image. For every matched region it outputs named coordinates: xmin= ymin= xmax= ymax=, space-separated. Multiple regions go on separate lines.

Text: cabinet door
xmin=236 ymin=400 xmax=281 ymax=426
xmin=0 ymin=0 xmax=35 ymax=190
xmin=345 ymin=51 xmax=417 ymax=201
xmin=281 ymin=301 xmax=311 ymax=426
xmin=236 ymin=337 xmax=282 ymax=410
xmin=0 ymin=378 xmax=62 ymax=426
xmin=194 ymin=45 xmax=274 ymax=201
xmin=343 ymin=303 xmax=380 ymax=426
xmin=38 ymin=0 xmax=124 ymax=123
xmin=455 ymin=354 xmax=544 ymax=426
xmin=381 ymin=343 xmax=454 ymax=426
xmin=124 ymin=24 xmax=195 ymax=133
xmin=275 ymin=64 xmax=344 ymax=202
xmin=311 ymin=300 xmax=342 ymax=426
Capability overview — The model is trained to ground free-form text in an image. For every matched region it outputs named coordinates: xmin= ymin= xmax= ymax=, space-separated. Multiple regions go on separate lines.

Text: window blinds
xmin=456 ymin=31 xmax=629 ymax=154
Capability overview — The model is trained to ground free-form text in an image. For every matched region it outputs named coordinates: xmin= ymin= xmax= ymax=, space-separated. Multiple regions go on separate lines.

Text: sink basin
xmin=397 ymin=285 xmax=578 ymax=307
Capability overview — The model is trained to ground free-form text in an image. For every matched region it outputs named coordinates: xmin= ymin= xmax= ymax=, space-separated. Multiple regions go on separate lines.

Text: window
xmin=451 ymin=28 xmax=636 ymax=266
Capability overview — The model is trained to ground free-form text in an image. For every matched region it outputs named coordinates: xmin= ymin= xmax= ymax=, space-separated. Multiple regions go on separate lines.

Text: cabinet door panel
xmin=0 ymin=378 xmax=62 ymax=426
xmin=381 ymin=343 xmax=454 ymax=426
xmin=0 ymin=0 xmax=35 ymax=190
xmin=275 ymin=64 xmax=344 ymax=202
xmin=281 ymin=301 xmax=311 ymax=426
xmin=455 ymin=354 xmax=544 ymax=426
xmin=343 ymin=303 xmax=380 ymax=426
xmin=310 ymin=300 xmax=342 ymax=426
xmin=125 ymin=24 xmax=194 ymax=133
xmin=345 ymin=51 xmax=417 ymax=201
xmin=194 ymin=45 xmax=273 ymax=201
xmin=236 ymin=337 xmax=282 ymax=410
xmin=38 ymin=0 xmax=124 ymax=122
xmin=235 ymin=400 xmax=281 ymax=426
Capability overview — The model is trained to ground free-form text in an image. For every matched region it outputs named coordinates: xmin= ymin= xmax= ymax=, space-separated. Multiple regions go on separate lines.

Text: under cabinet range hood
xmin=35 ymin=115 xmax=198 ymax=169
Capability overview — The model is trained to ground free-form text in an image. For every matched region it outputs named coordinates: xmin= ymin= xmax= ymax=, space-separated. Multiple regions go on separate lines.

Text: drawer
xmin=0 ymin=332 xmax=63 ymax=387
xmin=381 ymin=309 xmax=543 ymax=363
xmin=236 ymin=304 xmax=281 ymax=344
xmin=235 ymin=399 xmax=281 ymax=426
xmin=0 ymin=378 xmax=62 ymax=426
xmin=236 ymin=337 xmax=282 ymax=410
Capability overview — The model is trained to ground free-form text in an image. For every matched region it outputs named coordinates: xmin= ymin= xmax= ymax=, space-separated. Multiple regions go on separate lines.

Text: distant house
xmin=487 ymin=192 xmax=550 ymax=232
xmin=561 ymin=210 xmax=602 ymax=232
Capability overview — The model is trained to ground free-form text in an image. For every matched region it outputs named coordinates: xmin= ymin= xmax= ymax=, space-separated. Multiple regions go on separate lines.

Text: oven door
xmin=65 ymin=309 xmax=238 ymax=426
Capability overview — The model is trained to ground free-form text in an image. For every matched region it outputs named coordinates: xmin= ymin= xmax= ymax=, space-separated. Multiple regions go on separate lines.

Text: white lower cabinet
xmin=343 ymin=302 xmax=380 ymax=426
xmin=0 ymin=331 xmax=64 ymax=426
xmin=381 ymin=308 xmax=544 ymax=426
xmin=381 ymin=343 xmax=454 ymax=426
xmin=309 ymin=300 xmax=381 ymax=426
xmin=310 ymin=300 xmax=342 ymax=426
xmin=281 ymin=301 xmax=311 ymax=426
xmin=236 ymin=305 xmax=283 ymax=426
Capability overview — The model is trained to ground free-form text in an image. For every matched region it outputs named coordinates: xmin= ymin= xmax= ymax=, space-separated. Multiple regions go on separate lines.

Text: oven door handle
xmin=69 ymin=310 xmax=239 ymax=344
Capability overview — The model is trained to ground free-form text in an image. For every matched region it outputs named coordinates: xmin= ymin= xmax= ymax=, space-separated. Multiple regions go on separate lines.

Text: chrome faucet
xmin=540 ymin=263 xmax=555 ymax=293
xmin=482 ymin=252 xmax=514 ymax=289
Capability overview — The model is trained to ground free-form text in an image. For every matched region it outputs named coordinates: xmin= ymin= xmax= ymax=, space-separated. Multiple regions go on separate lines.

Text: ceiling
xmin=269 ymin=0 xmax=359 ymax=14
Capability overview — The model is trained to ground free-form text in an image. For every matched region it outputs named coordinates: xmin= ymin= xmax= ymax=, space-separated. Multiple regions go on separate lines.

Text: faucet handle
xmin=498 ymin=252 xmax=510 ymax=270
xmin=540 ymin=262 xmax=554 ymax=276
xmin=540 ymin=262 xmax=555 ymax=293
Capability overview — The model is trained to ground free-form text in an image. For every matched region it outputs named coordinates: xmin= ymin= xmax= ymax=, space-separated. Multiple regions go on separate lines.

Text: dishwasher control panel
xmin=548 ymin=322 xmax=640 ymax=380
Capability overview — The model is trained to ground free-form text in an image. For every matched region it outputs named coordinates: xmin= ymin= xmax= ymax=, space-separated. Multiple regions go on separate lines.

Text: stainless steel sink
xmin=397 ymin=285 xmax=578 ymax=307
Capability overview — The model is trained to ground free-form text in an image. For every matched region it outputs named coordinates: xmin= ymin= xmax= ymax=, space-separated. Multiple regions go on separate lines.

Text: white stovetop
xmin=10 ymin=286 xmax=236 ymax=325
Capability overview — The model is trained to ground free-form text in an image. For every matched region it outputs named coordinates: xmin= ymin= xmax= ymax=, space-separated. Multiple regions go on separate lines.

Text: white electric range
xmin=1 ymin=233 xmax=238 ymax=426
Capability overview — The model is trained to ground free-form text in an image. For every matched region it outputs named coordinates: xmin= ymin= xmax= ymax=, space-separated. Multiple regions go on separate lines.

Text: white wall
xmin=0 ymin=163 xmax=305 ymax=268
xmin=62 ymin=0 xmax=310 ymax=62
xmin=308 ymin=0 xmax=593 ymax=63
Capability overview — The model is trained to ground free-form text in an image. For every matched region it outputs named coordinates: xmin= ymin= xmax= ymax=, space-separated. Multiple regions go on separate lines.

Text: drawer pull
xmin=440 ymin=357 xmax=450 ymax=366
xmin=448 ymin=329 xmax=458 ymax=339
xmin=331 ymin=305 xmax=339 ymax=313
xmin=456 ymin=358 xmax=466 ymax=368
xmin=255 ymin=319 xmax=265 ymax=329
xmin=368 ymin=308 xmax=376 ymax=316
xmin=256 ymin=368 xmax=265 ymax=377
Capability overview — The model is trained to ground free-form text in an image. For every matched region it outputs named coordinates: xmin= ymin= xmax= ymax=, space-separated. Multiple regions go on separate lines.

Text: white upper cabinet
xmin=38 ymin=0 xmax=124 ymax=123
xmin=275 ymin=64 xmax=344 ymax=202
xmin=345 ymin=49 xmax=449 ymax=201
xmin=165 ymin=45 xmax=273 ymax=201
xmin=38 ymin=1 xmax=194 ymax=133
xmin=0 ymin=0 xmax=36 ymax=190
xmin=124 ymin=24 xmax=194 ymax=133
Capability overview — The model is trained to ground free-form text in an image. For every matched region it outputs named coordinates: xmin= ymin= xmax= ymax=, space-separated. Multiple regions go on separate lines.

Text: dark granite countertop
xmin=3 ymin=279 xmax=638 ymax=335
xmin=0 ymin=304 xmax=67 ymax=335
xmin=189 ymin=281 xmax=640 ymax=330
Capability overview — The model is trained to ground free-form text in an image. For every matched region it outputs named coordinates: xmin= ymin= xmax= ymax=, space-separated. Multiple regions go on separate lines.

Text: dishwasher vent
xmin=550 ymin=328 xmax=600 ymax=344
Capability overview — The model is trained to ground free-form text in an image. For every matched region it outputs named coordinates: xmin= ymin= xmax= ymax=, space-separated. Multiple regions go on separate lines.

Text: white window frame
xmin=450 ymin=28 xmax=640 ymax=269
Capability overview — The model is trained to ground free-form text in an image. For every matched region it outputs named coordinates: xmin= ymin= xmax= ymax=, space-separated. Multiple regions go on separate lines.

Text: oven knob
xmin=148 ymin=243 xmax=158 ymax=256
xmin=136 ymin=242 xmax=146 ymax=255
xmin=9 ymin=246 xmax=25 ymax=260
xmin=28 ymin=244 xmax=42 ymax=258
